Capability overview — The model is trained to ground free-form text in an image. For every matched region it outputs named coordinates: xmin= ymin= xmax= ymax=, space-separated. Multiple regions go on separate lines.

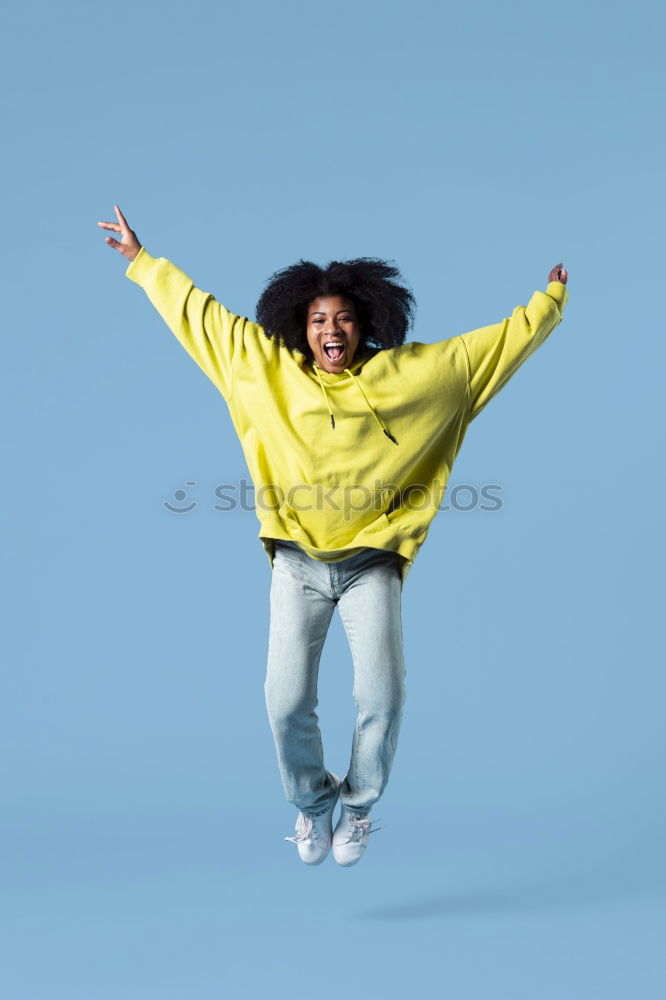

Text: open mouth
xmin=323 ymin=341 xmax=346 ymax=362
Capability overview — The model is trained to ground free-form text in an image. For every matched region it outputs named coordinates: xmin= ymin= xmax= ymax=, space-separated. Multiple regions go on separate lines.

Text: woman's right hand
xmin=97 ymin=204 xmax=142 ymax=261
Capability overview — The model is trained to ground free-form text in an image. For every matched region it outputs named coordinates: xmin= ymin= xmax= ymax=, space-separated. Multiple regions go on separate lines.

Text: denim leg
xmin=264 ymin=548 xmax=340 ymax=817
xmin=336 ymin=552 xmax=406 ymax=814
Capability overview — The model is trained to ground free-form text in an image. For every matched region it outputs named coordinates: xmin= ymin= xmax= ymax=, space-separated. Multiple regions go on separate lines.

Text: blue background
xmin=3 ymin=0 xmax=665 ymax=996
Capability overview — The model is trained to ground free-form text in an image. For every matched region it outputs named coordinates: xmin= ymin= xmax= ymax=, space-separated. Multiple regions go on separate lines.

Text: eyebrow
xmin=309 ymin=308 xmax=355 ymax=317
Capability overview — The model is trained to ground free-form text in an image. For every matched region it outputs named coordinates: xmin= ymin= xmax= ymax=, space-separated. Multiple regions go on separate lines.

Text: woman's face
xmin=306 ymin=294 xmax=362 ymax=373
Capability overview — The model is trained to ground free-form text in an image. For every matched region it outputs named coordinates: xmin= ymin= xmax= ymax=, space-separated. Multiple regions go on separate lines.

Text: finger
xmin=114 ymin=204 xmax=130 ymax=233
xmin=98 ymin=221 xmax=121 ymax=232
xmin=104 ymin=236 xmax=122 ymax=250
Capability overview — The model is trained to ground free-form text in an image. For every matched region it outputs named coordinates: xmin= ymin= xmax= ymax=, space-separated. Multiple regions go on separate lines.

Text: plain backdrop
xmin=2 ymin=0 xmax=665 ymax=997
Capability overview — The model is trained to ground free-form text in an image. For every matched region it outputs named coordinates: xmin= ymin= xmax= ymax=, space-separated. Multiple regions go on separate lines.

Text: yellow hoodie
xmin=126 ymin=248 xmax=569 ymax=587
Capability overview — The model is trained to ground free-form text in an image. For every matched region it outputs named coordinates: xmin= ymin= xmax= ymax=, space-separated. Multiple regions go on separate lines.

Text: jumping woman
xmin=99 ymin=204 xmax=569 ymax=868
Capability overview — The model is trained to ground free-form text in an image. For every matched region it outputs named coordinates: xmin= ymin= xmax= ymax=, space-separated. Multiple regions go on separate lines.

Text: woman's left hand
xmin=548 ymin=262 xmax=568 ymax=284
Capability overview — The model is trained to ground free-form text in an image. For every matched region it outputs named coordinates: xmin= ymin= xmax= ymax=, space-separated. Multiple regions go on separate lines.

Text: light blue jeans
xmin=264 ymin=540 xmax=407 ymax=819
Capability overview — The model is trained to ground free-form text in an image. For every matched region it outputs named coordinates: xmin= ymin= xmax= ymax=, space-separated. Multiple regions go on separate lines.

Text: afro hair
xmin=255 ymin=256 xmax=417 ymax=361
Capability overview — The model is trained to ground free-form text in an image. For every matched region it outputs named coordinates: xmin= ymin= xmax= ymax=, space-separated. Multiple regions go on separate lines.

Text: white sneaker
xmin=332 ymin=804 xmax=383 ymax=867
xmin=284 ymin=775 xmax=341 ymax=866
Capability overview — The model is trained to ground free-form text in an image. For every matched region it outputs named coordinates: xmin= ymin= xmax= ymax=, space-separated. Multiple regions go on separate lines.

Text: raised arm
xmin=98 ymin=205 xmax=246 ymax=402
xmin=457 ymin=263 xmax=570 ymax=421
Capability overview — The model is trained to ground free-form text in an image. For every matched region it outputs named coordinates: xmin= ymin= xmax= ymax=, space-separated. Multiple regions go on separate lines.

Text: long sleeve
xmin=457 ymin=280 xmax=570 ymax=421
xmin=125 ymin=246 xmax=249 ymax=402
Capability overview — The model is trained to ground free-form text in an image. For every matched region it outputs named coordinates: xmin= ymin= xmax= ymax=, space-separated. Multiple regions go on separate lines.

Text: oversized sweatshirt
xmin=125 ymin=248 xmax=569 ymax=587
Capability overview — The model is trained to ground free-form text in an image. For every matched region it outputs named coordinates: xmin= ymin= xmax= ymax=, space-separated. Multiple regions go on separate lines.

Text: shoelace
xmin=284 ymin=813 xmax=324 ymax=844
xmin=284 ymin=811 xmax=385 ymax=844
xmin=344 ymin=815 xmax=384 ymax=842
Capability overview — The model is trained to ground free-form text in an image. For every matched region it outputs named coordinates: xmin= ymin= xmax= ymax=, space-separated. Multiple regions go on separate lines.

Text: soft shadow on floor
xmin=354 ymin=861 xmax=665 ymax=921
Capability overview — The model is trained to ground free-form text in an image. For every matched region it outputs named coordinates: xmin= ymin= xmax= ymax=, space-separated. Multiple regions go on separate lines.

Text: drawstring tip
xmin=330 ymin=414 xmax=336 ymax=430
xmin=384 ymin=428 xmax=398 ymax=445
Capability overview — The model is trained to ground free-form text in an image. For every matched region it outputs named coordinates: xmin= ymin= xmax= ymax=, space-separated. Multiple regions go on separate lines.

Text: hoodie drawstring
xmin=313 ymin=363 xmax=399 ymax=445
xmin=313 ymin=363 xmax=337 ymax=430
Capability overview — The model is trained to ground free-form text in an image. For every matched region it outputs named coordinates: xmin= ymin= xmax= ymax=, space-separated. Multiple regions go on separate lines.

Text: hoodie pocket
xmin=276 ymin=502 xmax=315 ymax=545
xmin=363 ymin=511 xmax=392 ymax=533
